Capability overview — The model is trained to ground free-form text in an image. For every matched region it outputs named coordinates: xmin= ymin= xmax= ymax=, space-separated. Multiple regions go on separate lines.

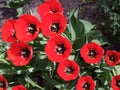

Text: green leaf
xmin=69 ymin=23 xmax=76 ymax=41
xmin=68 ymin=55 xmax=75 ymax=60
xmin=80 ymin=20 xmax=95 ymax=33
xmin=17 ymin=7 xmax=23 ymax=17
xmin=114 ymin=65 xmax=120 ymax=74
xmin=62 ymin=26 xmax=71 ymax=40
xmin=69 ymin=7 xmax=78 ymax=19
xmin=69 ymin=7 xmax=85 ymax=41
xmin=87 ymin=30 xmax=102 ymax=42
xmin=0 ymin=59 xmax=10 ymax=65
xmin=64 ymin=80 xmax=77 ymax=90
xmin=88 ymin=30 xmax=102 ymax=39
xmin=72 ymin=35 xmax=86 ymax=51
xmin=6 ymin=0 xmax=29 ymax=8
xmin=69 ymin=15 xmax=85 ymax=41
xmin=25 ymin=75 xmax=45 ymax=90
xmin=0 ymin=69 xmax=12 ymax=74
xmin=44 ymin=76 xmax=60 ymax=86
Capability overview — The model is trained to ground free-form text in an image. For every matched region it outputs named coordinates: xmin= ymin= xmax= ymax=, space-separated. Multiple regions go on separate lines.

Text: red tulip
xmin=2 ymin=19 xmax=17 ymax=42
xmin=111 ymin=75 xmax=120 ymax=90
xmin=41 ymin=13 xmax=66 ymax=37
xmin=45 ymin=35 xmax=72 ymax=62
xmin=15 ymin=14 xmax=41 ymax=42
xmin=76 ymin=76 xmax=95 ymax=90
xmin=0 ymin=74 xmax=8 ymax=90
xmin=105 ymin=50 xmax=120 ymax=66
xmin=57 ymin=60 xmax=80 ymax=81
xmin=38 ymin=0 xmax=63 ymax=19
xmin=7 ymin=41 xmax=33 ymax=66
xmin=80 ymin=42 xmax=104 ymax=64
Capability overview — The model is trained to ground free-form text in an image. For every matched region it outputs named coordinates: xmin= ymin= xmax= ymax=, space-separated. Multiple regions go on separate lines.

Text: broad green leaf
xmin=88 ymin=30 xmax=102 ymax=39
xmin=72 ymin=35 xmax=86 ymax=51
xmin=87 ymin=30 xmax=102 ymax=42
xmin=80 ymin=20 xmax=95 ymax=33
xmin=70 ymin=15 xmax=85 ymax=41
xmin=69 ymin=7 xmax=85 ymax=41
xmin=114 ymin=65 xmax=120 ymax=74
xmin=69 ymin=23 xmax=76 ymax=41
xmin=17 ymin=7 xmax=23 ymax=17
xmin=69 ymin=7 xmax=78 ymax=19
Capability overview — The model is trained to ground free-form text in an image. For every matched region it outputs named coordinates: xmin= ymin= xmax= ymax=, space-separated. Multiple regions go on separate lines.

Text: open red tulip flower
xmin=105 ymin=50 xmax=120 ymax=67
xmin=80 ymin=42 xmax=104 ymax=64
xmin=2 ymin=19 xmax=17 ymax=42
xmin=76 ymin=76 xmax=95 ymax=90
xmin=7 ymin=41 xmax=33 ymax=66
xmin=38 ymin=0 xmax=63 ymax=19
xmin=111 ymin=75 xmax=120 ymax=90
xmin=12 ymin=84 xmax=27 ymax=90
xmin=15 ymin=14 xmax=41 ymax=42
xmin=57 ymin=60 xmax=80 ymax=81
xmin=0 ymin=74 xmax=8 ymax=90
xmin=45 ymin=35 xmax=72 ymax=62
xmin=41 ymin=13 xmax=66 ymax=37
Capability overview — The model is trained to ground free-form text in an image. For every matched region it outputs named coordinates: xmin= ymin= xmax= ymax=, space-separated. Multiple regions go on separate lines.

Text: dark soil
xmin=0 ymin=0 xmax=103 ymax=29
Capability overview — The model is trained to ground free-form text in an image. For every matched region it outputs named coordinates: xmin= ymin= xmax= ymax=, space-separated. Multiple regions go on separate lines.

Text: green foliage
xmin=0 ymin=7 xmax=119 ymax=90
xmin=6 ymin=0 xmax=29 ymax=17
xmin=97 ymin=0 xmax=120 ymax=44
xmin=6 ymin=0 xmax=29 ymax=8
xmin=64 ymin=7 xmax=110 ymax=51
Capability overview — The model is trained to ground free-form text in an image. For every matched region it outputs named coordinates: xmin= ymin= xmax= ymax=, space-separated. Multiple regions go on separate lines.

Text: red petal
xmin=111 ymin=75 xmax=120 ymax=90
xmin=7 ymin=42 xmax=33 ymax=66
xmin=15 ymin=14 xmax=41 ymax=42
xmin=76 ymin=76 xmax=95 ymax=90
xmin=41 ymin=13 xmax=66 ymax=37
xmin=80 ymin=42 xmax=104 ymax=64
xmin=57 ymin=60 xmax=80 ymax=81
xmin=0 ymin=74 xmax=8 ymax=90
xmin=105 ymin=50 xmax=120 ymax=66
xmin=45 ymin=35 xmax=72 ymax=62
xmin=2 ymin=19 xmax=17 ymax=42
xmin=12 ymin=84 xmax=27 ymax=90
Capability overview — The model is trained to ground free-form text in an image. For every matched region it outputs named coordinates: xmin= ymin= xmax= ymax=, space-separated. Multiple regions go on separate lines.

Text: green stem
xmin=25 ymin=75 xmax=45 ymax=90
xmin=74 ymin=53 xmax=79 ymax=62
xmin=0 ymin=59 xmax=10 ymax=65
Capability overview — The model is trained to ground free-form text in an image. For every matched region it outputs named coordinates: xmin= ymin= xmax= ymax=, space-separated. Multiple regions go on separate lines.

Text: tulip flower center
xmin=0 ymin=81 xmax=6 ymax=88
xmin=82 ymin=82 xmax=90 ymax=90
xmin=27 ymin=24 xmax=37 ymax=34
xmin=51 ymin=9 xmax=57 ymax=13
xmin=50 ymin=23 xmax=60 ymax=33
xmin=116 ymin=80 xmax=120 ymax=87
xmin=109 ymin=55 xmax=115 ymax=62
xmin=56 ymin=44 xmax=66 ymax=54
xmin=21 ymin=48 xmax=30 ymax=58
xmin=88 ymin=50 xmax=97 ymax=58
xmin=65 ymin=66 xmax=74 ymax=75
xmin=12 ymin=30 xmax=16 ymax=38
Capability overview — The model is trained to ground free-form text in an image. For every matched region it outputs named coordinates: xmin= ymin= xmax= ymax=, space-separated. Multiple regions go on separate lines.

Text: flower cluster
xmin=1 ymin=0 xmax=120 ymax=90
